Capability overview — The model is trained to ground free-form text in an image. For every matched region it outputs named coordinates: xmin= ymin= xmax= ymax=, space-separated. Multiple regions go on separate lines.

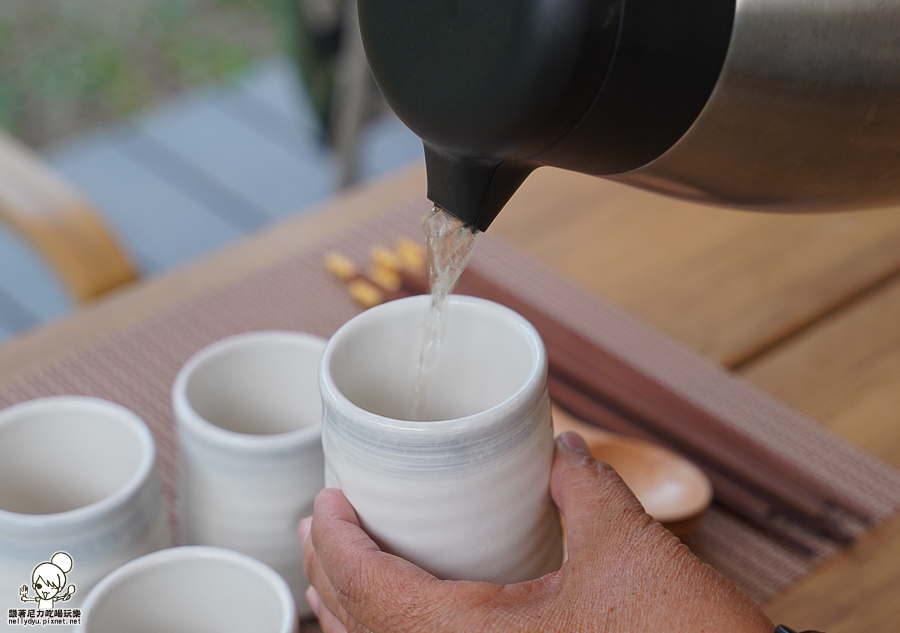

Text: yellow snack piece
xmin=368 ymin=263 xmax=402 ymax=291
xmin=395 ymin=237 xmax=426 ymax=273
xmin=347 ymin=279 xmax=383 ymax=309
xmin=369 ymin=245 xmax=403 ymax=272
xmin=324 ymin=252 xmax=358 ymax=281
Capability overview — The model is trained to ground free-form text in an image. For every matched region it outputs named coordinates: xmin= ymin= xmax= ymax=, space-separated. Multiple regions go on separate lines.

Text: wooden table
xmin=2 ymin=164 xmax=899 ymax=632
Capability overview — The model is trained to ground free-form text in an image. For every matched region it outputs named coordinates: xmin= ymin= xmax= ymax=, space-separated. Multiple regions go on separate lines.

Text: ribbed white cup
xmin=173 ymin=331 xmax=326 ymax=616
xmin=320 ymin=295 xmax=563 ymax=584
xmin=0 ymin=397 xmax=171 ymax=630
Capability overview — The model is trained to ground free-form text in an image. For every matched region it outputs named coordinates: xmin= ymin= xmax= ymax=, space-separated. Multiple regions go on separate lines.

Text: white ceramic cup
xmin=173 ymin=331 xmax=326 ymax=616
xmin=320 ymin=295 xmax=563 ymax=584
xmin=0 ymin=397 xmax=171 ymax=628
xmin=75 ymin=546 xmax=298 ymax=633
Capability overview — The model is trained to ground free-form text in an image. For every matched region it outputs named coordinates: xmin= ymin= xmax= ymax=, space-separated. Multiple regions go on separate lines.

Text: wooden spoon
xmin=552 ymin=405 xmax=713 ymax=538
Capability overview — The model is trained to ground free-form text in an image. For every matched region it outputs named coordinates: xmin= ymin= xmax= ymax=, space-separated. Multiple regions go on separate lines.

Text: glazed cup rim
xmin=76 ymin=545 xmax=297 ymax=633
xmin=0 ymin=396 xmax=155 ymax=528
xmin=319 ymin=294 xmax=548 ymax=436
xmin=172 ymin=330 xmax=326 ymax=451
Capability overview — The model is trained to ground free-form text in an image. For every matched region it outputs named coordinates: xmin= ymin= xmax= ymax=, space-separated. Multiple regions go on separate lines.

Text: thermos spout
xmin=423 ymin=147 xmax=533 ymax=232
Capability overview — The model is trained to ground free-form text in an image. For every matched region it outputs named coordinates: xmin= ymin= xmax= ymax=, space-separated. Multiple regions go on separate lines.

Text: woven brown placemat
xmin=2 ymin=200 xmax=899 ymax=627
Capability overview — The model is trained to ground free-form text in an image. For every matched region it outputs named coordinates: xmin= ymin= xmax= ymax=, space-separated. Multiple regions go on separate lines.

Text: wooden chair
xmin=0 ymin=128 xmax=138 ymax=304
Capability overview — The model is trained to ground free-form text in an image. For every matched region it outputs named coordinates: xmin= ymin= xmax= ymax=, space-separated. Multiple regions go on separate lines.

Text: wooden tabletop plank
xmin=739 ymin=278 xmax=900 ymax=632
xmin=2 ymin=162 xmax=900 ymax=630
xmin=764 ymin=511 xmax=900 ymax=633
xmin=491 ymin=168 xmax=900 ymax=367
xmin=742 ymin=279 xmax=900 ymax=459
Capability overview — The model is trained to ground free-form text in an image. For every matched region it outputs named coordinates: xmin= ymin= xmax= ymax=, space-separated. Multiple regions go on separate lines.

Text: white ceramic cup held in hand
xmin=0 ymin=397 xmax=171 ymax=619
xmin=75 ymin=546 xmax=298 ymax=633
xmin=173 ymin=331 xmax=326 ymax=616
xmin=320 ymin=295 xmax=564 ymax=584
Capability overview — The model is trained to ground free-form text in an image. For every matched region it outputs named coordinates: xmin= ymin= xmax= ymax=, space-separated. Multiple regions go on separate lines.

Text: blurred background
xmin=1 ymin=0 xmax=286 ymax=149
xmin=0 ymin=0 xmax=423 ymax=342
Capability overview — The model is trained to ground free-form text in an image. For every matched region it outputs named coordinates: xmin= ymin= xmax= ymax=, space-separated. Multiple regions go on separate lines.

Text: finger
xmin=308 ymin=488 xmax=495 ymax=633
xmin=301 ymin=513 xmax=356 ymax=629
xmin=306 ymin=586 xmax=351 ymax=633
xmin=550 ymin=432 xmax=654 ymax=559
xmin=310 ymin=489 xmax=441 ymax=624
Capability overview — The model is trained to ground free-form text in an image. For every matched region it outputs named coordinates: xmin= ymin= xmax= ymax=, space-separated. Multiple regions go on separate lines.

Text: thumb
xmin=551 ymin=434 xmax=775 ymax=633
xmin=551 ymin=432 xmax=657 ymax=561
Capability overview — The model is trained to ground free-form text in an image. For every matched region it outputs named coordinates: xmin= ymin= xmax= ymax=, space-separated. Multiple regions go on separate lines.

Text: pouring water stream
xmin=412 ymin=206 xmax=480 ymax=420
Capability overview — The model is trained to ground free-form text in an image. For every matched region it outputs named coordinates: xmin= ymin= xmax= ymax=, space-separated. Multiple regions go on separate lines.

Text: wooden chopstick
xmin=463 ymin=267 xmax=868 ymax=524
xmin=461 ymin=266 xmax=861 ymax=540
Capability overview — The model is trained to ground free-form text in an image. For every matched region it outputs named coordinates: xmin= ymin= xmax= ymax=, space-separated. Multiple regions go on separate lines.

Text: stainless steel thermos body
xmin=622 ymin=0 xmax=900 ymax=213
xmin=358 ymin=0 xmax=900 ymax=230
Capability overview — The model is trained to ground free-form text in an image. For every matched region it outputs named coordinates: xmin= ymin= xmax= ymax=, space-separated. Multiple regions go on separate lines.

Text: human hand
xmin=300 ymin=432 xmax=774 ymax=633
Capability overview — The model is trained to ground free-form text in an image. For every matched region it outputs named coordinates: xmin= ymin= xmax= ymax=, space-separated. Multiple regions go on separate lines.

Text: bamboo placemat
xmin=2 ymin=200 xmax=899 ymax=625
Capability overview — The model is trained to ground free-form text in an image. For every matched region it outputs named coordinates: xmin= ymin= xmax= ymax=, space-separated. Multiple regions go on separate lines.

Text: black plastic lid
xmin=359 ymin=0 xmax=734 ymax=230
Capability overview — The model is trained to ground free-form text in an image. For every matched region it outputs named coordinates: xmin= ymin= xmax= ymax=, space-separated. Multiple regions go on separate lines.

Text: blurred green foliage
xmin=0 ymin=0 xmax=287 ymax=148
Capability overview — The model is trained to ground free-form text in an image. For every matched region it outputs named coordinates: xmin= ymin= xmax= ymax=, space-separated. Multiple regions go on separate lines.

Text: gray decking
xmin=0 ymin=57 xmax=424 ymax=342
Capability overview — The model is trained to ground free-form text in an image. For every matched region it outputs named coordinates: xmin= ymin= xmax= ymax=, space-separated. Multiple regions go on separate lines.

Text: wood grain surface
xmin=743 ymin=275 xmax=900 ymax=633
xmin=2 ymin=163 xmax=899 ymax=632
xmin=491 ymin=168 xmax=900 ymax=368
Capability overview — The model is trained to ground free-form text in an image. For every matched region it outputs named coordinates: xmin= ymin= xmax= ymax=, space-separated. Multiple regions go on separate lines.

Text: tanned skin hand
xmin=300 ymin=432 xmax=774 ymax=633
